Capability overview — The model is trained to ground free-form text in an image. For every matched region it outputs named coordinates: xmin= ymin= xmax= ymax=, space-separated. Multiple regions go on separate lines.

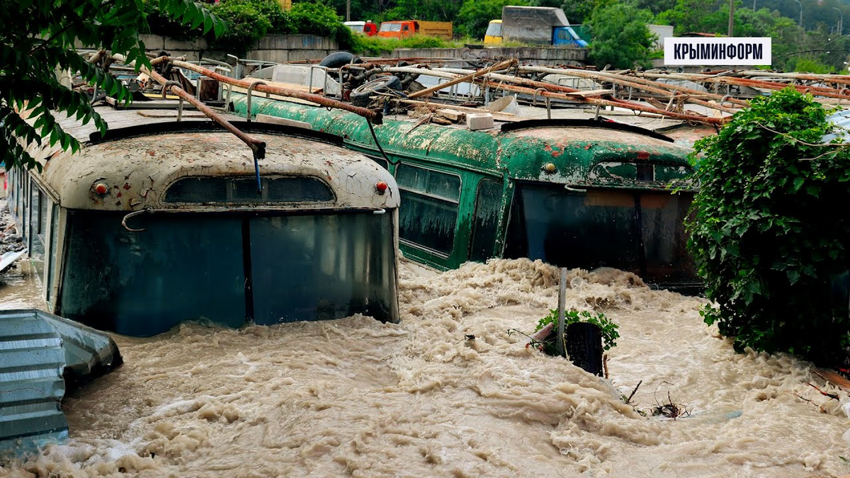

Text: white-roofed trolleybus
xmin=7 ymin=109 xmax=400 ymax=336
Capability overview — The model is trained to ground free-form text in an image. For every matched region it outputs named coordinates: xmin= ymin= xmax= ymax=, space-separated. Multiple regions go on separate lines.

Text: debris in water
xmin=651 ymin=391 xmax=690 ymax=420
xmin=623 ymin=380 xmax=642 ymax=405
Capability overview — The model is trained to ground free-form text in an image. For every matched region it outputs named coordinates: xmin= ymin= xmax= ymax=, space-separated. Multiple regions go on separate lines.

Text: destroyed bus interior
xmin=8 ymin=112 xmax=401 ymax=337
xmin=231 ymin=95 xmax=699 ymax=290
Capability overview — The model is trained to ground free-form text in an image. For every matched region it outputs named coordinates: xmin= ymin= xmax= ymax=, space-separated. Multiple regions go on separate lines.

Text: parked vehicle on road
xmin=344 ymin=21 xmax=378 ymax=36
xmin=378 ymin=20 xmax=453 ymax=40
xmin=484 ymin=7 xmax=587 ymax=47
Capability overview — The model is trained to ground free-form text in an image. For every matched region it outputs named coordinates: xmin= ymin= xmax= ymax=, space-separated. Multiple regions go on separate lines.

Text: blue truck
xmin=484 ymin=6 xmax=588 ymax=48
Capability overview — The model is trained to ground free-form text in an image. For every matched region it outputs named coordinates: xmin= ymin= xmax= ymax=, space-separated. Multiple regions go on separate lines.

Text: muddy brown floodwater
xmin=1 ymin=259 xmax=849 ymax=477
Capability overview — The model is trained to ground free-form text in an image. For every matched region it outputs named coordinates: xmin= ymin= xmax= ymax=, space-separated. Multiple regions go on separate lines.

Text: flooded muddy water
xmin=1 ymin=259 xmax=849 ymax=477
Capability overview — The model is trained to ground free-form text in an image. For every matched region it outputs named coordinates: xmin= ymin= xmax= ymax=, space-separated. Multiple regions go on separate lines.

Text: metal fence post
xmin=557 ymin=267 xmax=567 ymax=357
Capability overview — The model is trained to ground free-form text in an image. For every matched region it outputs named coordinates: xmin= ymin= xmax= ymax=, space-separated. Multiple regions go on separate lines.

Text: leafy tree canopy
xmin=1 ymin=0 xmax=224 ymax=171
xmin=587 ymin=3 xmax=654 ymax=69
xmin=456 ymin=0 xmax=529 ymax=39
xmin=688 ymin=89 xmax=850 ymax=365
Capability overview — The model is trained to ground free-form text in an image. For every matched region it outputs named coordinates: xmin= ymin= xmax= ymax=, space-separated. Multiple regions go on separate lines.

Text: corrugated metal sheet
xmin=824 ymin=109 xmax=850 ymax=143
xmin=0 ymin=309 xmax=122 ymax=459
xmin=39 ymin=309 xmax=122 ymax=386
xmin=0 ymin=310 xmax=68 ymax=459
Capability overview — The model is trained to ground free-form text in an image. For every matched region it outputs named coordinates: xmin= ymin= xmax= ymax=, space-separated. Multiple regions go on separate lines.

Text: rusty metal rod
xmin=166 ymin=58 xmax=383 ymax=124
xmin=407 ymin=59 xmax=516 ymax=99
xmin=484 ymin=72 xmax=740 ymax=115
xmin=641 ymin=71 xmax=850 ymax=99
xmin=478 ymin=80 xmax=730 ymax=125
xmin=521 ymin=66 xmax=749 ymax=108
xmin=141 ymin=64 xmax=267 ymax=160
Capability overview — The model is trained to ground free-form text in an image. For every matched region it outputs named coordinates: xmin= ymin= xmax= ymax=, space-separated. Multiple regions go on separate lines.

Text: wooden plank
xmin=137 ymin=111 xmax=208 ymax=118
xmin=814 ymin=369 xmax=850 ymax=392
xmin=396 ymin=99 xmax=519 ymax=122
xmin=563 ymin=89 xmax=615 ymax=97
xmin=104 ymin=96 xmax=197 ymax=110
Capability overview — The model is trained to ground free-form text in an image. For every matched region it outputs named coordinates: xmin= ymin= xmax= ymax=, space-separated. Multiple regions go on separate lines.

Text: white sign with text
xmin=664 ymin=37 xmax=772 ymax=66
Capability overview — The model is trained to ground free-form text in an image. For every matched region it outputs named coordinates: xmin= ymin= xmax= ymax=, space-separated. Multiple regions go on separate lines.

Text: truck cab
xmin=378 ymin=20 xmax=453 ymax=39
xmin=496 ymin=6 xmax=589 ymax=48
xmin=553 ymin=26 xmax=588 ymax=47
xmin=484 ymin=20 xmax=502 ymax=44
xmin=379 ymin=20 xmax=415 ymax=39
xmin=344 ymin=21 xmax=378 ymax=36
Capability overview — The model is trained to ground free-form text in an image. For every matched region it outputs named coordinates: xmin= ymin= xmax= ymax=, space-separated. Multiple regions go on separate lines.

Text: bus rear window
xmin=164 ymin=176 xmax=334 ymax=204
xmin=504 ymin=183 xmax=696 ymax=285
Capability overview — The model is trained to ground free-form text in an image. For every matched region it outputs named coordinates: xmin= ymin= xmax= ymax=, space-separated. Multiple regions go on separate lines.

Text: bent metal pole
xmin=141 ymin=65 xmax=267 ymax=161
xmin=165 ymin=58 xmax=383 ymax=124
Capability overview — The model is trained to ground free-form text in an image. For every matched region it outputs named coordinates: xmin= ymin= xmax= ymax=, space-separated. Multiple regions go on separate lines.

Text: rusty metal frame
xmin=166 ymin=58 xmax=383 ymax=125
xmin=141 ymin=63 xmax=267 ymax=162
xmin=246 ymin=81 xmax=268 ymax=123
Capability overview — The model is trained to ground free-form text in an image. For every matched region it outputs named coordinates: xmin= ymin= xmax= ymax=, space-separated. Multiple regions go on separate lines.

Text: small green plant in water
xmin=534 ymin=309 xmax=620 ymax=355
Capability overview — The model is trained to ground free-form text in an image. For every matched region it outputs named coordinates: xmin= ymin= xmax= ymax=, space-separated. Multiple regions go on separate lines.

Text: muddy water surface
xmin=1 ymin=259 xmax=848 ymax=477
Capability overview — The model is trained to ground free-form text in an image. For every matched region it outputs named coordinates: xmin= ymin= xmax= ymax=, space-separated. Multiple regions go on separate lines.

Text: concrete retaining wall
xmin=117 ymin=34 xmax=339 ymax=63
xmin=80 ymin=35 xmax=585 ymax=65
xmin=390 ymin=47 xmax=587 ymax=65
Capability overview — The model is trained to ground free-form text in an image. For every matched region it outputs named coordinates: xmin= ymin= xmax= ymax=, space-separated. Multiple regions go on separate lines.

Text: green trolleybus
xmin=232 ymin=95 xmax=698 ymax=289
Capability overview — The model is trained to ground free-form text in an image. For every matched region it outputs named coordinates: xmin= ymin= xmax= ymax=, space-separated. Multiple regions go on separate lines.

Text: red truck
xmin=377 ymin=20 xmax=452 ymax=40
xmin=344 ymin=21 xmax=378 ymax=36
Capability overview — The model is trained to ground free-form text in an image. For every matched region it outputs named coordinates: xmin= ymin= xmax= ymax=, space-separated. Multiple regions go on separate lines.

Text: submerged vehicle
xmin=8 ymin=107 xmax=401 ymax=336
xmin=231 ymin=95 xmax=698 ymax=289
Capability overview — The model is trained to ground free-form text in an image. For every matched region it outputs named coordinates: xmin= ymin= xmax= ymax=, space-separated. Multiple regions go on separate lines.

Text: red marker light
xmin=94 ymin=183 xmax=108 ymax=195
xmin=375 ymin=181 xmax=388 ymax=194
xmin=636 ymin=151 xmax=650 ymax=160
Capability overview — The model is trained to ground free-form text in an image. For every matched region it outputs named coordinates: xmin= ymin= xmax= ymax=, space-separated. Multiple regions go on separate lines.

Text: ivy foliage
xmin=1 ymin=0 xmax=225 ymax=171
xmin=688 ymin=88 xmax=850 ymax=365
xmin=535 ymin=309 xmax=620 ymax=355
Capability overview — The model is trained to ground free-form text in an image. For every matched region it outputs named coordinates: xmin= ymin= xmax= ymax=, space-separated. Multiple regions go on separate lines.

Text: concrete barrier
xmin=78 ymin=34 xmax=339 ymax=63
xmin=390 ymin=46 xmax=587 ymax=65
xmin=77 ymin=35 xmax=586 ymax=65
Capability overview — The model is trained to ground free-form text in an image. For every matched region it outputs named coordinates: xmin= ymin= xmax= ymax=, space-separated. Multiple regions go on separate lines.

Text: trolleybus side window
xmin=469 ymin=178 xmax=503 ymax=262
xmin=367 ymin=156 xmax=388 ymax=170
xmin=395 ymin=164 xmax=460 ymax=256
xmin=46 ymin=202 xmax=59 ymax=306
xmin=29 ymin=180 xmax=45 ymax=281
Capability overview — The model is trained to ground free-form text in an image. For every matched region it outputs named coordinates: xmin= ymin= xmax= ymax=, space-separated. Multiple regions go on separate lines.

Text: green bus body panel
xmin=231 ymin=96 xmax=695 ymax=272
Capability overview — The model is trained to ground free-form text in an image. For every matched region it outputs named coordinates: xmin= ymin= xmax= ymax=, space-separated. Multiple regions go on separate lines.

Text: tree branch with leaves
xmin=0 ymin=0 xmax=225 ymax=171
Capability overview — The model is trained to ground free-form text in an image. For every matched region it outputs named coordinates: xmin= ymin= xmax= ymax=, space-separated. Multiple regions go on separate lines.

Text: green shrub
xmin=209 ymin=0 xmax=273 ymax=55
xmin=151 ymin=0 xmax=352 ymax=55
xmin=789 ymin=57 xmax=835 ymax=74
xmin=534 ymin=309 xmax=620 ymax=355
xmin=455 ymin=0 xmax=529 ymax=39
xmin=587 ymin=4 xmax=654 ymax=69
xmin=287 ymin=2 xmax=354 ymax=50
xmin=687 ymin=88 xmax=850 ymax=365
xmin=351 ymin=35 xmax=462 ymax=56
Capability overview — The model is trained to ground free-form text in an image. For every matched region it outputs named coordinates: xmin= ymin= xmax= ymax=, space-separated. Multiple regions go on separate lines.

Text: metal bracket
xmin=564 ymin=185 xmax=588 ymax=193
xmin=121 ymin=209 xmax=149 ymax=232
xmin=162 ymin=81 xmax=183 ymax=121
xmin=246 ymin=81 xmax=268 ymax=122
